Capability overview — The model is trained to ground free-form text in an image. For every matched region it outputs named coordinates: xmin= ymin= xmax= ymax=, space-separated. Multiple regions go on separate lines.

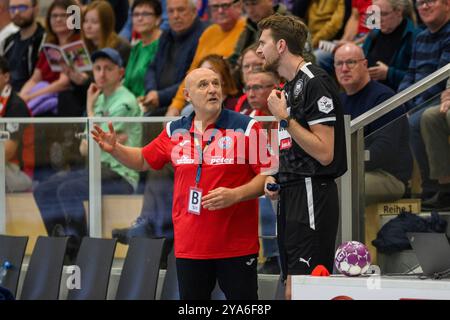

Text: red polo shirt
xmin=142 ymin=109 xmax=274 ymax=259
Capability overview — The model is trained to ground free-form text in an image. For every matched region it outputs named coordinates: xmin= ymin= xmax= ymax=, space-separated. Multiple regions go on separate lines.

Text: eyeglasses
xmin=243 ymin=84 xmax=274 ymax=93
xmin=415 ymin=0 xmax=438 ymax=8
xmin=242 ymin=63 xmax=263 ymax=72
xmin=334 ymin=58 xmax=365 ymax=69
xmin=132 ymin=12 xmax=156 ymax=18
xmin=209 ymin=0 xmax=240 ymax=12
xmin=50 ymin=13 xmax=69 ymax=20
xmin=8 ymin=4 xmax=31 ymax=14
xmin=243 ymin=0 xmax=259 ymax=6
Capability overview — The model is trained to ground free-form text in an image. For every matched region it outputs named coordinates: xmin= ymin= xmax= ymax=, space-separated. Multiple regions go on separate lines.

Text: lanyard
xmin=193 ymin=128 xmax=218 ymax=187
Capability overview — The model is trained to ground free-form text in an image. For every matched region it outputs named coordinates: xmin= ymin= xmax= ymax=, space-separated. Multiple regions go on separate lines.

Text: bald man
xmin=92 ymin=68 xmax=275 ymax=300
xmin=335 ymin=43 xmax=412 ymax=206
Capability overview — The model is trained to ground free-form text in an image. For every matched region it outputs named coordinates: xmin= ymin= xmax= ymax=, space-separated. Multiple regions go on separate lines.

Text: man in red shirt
xmin=91 ymin=67 xmax=275 ymax=300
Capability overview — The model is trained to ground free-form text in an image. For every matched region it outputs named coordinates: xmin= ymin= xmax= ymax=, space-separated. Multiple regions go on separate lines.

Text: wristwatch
xmin=279 ymin=116 xmax=293 ymax=129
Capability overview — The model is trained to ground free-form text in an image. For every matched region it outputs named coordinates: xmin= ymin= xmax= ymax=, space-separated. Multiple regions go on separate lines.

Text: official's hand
xmin=91 ymin=122 xmax=117 ymax=153
xmin=368 ymin=61 xmax=388 ymax=81
xmin=267 ymin=89 xmax=288 ymax=121
xmin=202 ymin=187 xmax=239 ymax=211
xmin=264 ymin=176 xmax=279 ymax=200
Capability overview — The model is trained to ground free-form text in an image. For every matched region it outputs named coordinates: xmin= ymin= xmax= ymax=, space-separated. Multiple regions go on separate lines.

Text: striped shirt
xmin=398 ymin=20 xmax=450 ymax=108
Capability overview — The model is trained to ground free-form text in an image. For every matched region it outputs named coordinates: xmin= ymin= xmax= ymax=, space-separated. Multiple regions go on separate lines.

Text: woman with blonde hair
xmin=82 ymin=0 xmax=131 ymax=62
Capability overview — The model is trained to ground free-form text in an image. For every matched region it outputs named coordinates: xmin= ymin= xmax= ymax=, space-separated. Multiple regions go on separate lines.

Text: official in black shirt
xmin=257 ymin=14 xmax=347 ymax=299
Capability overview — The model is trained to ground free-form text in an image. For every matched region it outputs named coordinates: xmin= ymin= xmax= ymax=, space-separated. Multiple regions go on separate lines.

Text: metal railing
xmin=1 ymin=62 xmax=448 ymax=242
xmin=349 ymin=62 xmax=450 ymax=242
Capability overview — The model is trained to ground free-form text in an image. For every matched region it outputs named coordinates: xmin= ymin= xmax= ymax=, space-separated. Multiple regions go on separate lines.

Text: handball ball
xmin=334 ymin=241 xmax=371 ymax=276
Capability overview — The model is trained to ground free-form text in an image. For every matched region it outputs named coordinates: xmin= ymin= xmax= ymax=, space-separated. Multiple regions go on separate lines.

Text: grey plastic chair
xmin=0 ymin=235 xmax=28 ymax=298
xmin=67 ymin=237 xmax=116 ymax=300
xmin=115 ymin=237 xmax=165 ymax=300
xmin=20 ymin=236 xmax=68 ymax=300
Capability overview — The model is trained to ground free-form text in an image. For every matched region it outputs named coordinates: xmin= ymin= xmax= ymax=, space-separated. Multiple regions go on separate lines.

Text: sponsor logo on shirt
xmin=210 ymin=156 xmax=234 ymax=165
xmin=176 ymin=155 xmax=195 ymax=165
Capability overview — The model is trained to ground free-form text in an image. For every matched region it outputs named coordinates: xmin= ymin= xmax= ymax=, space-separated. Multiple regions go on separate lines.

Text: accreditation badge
xmin=188 ymin=186 xmax=203 ymax=215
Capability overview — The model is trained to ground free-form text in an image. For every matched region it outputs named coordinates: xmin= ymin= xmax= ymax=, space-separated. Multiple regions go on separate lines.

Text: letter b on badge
xmin=188 ymin=187 xmax=202 ymax=215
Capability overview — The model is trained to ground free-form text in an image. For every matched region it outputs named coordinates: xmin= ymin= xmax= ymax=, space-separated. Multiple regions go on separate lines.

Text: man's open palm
xmin=91 ymin=122 xmax=117 ymax=153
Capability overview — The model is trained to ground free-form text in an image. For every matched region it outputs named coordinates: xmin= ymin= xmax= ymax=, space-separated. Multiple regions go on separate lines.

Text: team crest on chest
xmin=317 ymin=96 xmax=334 ymax=114
xmin=217 ymin=136 xmax=232 ymax=150
xmin=293 ymin=79 xmax=303 ymax=99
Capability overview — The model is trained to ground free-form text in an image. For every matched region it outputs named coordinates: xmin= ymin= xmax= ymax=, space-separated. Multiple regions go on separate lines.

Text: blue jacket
xmin=144 ymin=17 xmax=208 ymax=108
xmin=362 ymin=18 xmax=419 ymax=91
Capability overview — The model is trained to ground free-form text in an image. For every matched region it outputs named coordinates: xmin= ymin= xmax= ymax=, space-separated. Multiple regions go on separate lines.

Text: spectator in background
xmin=165 ymin=0 xmax=246 ymax=117
xmin=363 ymin=0 xmax=419 ymax=91
xmin=335 ymin=43 xmax=412 ymax=205
xmin=82 ymin=1 xmax=131 ymax=63
xmin=0 ymin=0 xmax=45 ymax=92
xmin=140 ymin=0 xmax=207 ymax=116
xmin=228 ymin=0 xmax=290 ymax=66
xmin=315 ymin=0 xmax=371 ymax=74
xmin=420 ymin=82 xmax=450 ymax=211
xmin=0 ymin=57 xmax=34 ymax=192
xmin=120 ymin=0 xmax=169 ymax=41
xmin=79 ymin=0 xmax=130 ymax=33
xmin=398 ymin=0 xmax=450 ymax=201
xmin=240 ymin=69 xmax=281 ymax=274
xmin=57 ymin=0 xmax=131 ymax=117
xmin=0 ymin=0 xmax=18 ymax=46
xmin=123 ymin=0 xmax=162 ymax=98
xmin=233 ymin=43 xmax=264 ymax=112
xmin=19 ymin=0 xmax=80 ymax=116
xmin=306 ymin=0 xmax=346 ymax=48
xmin=181 ymin=54 xmax=239 ymax=116
xmin=33 ymin=48 xmax=141 ymax=262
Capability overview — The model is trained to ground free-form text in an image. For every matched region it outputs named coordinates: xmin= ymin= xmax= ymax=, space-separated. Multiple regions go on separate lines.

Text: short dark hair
xmin=258 ymin=14 xmax=308 ymax=56
xmin=0 ymin=56 xmax=10 ymax=74
xmin=131 ymin=0 xmax=162 ymax=16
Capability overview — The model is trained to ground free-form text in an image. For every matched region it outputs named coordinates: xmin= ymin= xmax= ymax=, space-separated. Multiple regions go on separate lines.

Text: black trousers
xmin=176 ymin=254 xmax=258 ymax=300
xmin=278 ymin=178 xmax=339 ymax=280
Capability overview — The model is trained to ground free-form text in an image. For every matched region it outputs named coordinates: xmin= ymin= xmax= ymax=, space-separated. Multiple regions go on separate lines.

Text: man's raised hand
xmin=91 ymin=122 xmax=117 ymax=153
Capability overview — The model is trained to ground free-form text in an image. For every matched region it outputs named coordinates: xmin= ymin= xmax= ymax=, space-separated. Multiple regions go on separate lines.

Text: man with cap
xmin=33 ymin=48 xmax=142 ymax=262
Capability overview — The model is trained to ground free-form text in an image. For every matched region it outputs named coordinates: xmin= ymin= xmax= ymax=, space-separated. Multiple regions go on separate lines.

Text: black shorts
xmin=176 ymin=254 xmax=258 ymax=300
xmin=277 ymin=178 xmax=339 ymax=279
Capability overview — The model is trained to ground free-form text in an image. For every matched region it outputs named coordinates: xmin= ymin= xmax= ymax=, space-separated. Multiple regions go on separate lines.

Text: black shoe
xmin=422 ymin=192 xmax=450 ymax=211
xmin=111 ymin=227 xmax=130 ymax=245
xmin=64 ymin=235 xmax=81 ymax=265
xmin=112 ymin=217 xmax=155 ymax=245
xmin=258 ymin=257 xmax=280 ymax=274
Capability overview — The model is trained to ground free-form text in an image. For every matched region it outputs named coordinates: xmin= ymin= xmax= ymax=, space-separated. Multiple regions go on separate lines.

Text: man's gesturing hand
xmin=91 ymin=122 xmax=117 ymax=153
xmin=202 ymin=187 xmax=239 ymax=211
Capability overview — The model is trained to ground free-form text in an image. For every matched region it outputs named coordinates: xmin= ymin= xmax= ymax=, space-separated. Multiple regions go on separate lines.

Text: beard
xmin=263 ymin=54 xmax=280 ymax=73
xmin=13 ymin=14 xmax=35 ymax=29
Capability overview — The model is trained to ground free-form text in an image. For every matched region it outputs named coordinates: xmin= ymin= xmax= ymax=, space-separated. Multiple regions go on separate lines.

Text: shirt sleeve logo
xmin=317 ymin=96 xmax=334 ymax=114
